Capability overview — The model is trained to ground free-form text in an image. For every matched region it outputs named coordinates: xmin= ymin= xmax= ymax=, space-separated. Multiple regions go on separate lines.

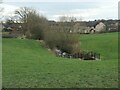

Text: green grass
xmin=79 ymin=32 xmax=118 ymax=60
xmin=2 ymin=32 xmax=118 ymax=88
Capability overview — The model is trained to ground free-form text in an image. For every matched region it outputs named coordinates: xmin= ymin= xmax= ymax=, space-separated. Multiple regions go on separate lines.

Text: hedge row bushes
xmin=44 ymin=30 xmax=80 ymax=54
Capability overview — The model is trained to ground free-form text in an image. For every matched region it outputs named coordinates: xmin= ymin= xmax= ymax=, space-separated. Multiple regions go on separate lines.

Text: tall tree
xmin=15 ymin=7 xmax=48 ymax=39
xmin=15 ymin=7 xmax=34 ymax=34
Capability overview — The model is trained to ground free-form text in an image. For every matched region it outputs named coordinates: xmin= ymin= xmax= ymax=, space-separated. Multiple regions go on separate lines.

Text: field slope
xmin=2 ymin=32 xmax=118 ymax=88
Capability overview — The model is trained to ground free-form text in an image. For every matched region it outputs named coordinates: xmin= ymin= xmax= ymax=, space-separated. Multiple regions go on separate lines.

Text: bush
xmin=44 ymin=30 xmax=80 ymax=54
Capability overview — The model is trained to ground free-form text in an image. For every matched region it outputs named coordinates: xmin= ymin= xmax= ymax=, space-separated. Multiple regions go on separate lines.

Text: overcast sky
xmin=0 ymin=0 xmax=119 ymax=21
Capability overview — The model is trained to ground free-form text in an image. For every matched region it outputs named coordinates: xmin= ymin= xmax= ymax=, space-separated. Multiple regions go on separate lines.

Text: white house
xmin=95 ymin=22 xmax=106 ymax=32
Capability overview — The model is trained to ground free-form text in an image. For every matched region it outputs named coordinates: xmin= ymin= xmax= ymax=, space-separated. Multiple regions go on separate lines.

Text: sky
xmin=0 ymin=0 xmax=119 ymax=21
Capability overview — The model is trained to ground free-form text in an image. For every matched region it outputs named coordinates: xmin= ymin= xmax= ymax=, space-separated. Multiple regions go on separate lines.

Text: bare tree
xmin=59 ymin=16 xmax=68 ymax=22
xmin=59 ymin=16 xmax=77 ymax=22
xmin=15 ymin=7 xmax=33 ymax=34
xmin=15 ymin=7 xmax=48 ymax=39
xmin=59 ymin=16 xmax=77 ymax=33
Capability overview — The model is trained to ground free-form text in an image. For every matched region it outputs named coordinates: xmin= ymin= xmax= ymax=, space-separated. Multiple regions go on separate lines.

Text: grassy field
xmin=2 ymin=32 xmax=118 ymax=88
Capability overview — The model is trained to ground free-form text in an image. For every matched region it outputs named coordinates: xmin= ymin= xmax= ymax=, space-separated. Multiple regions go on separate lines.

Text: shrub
xmin=44 ymin=29 xmax=80 ymax=54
